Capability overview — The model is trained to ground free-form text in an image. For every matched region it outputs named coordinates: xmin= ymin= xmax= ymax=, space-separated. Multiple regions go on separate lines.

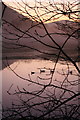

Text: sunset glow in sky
xmin=2 ymin=0 xmax=78 ymax=22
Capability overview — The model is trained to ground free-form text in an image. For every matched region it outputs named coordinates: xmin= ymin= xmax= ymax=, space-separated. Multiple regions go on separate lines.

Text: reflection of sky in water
xmin=2 ymin=59 xmax=79 ymax=110
xmin=2 ymin=0 xmax=80 ymax=118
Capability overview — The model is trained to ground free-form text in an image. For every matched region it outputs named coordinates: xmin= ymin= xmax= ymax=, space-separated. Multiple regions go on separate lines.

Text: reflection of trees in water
xmin=2 ymin=0 xmax=80 ymax=120
xmin=2 ymin=60 xmax=80 ymax=120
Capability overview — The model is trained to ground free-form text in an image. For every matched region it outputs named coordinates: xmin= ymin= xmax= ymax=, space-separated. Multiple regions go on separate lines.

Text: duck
xmin=40 ymin=69 xmax=45 ymax=73
xmin=31 ymin=71 xmax=35 ymax=75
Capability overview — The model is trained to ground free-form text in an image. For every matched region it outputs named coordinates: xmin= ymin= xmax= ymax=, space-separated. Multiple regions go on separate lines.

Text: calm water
xmin=2 ymin=2 xmax=80 ymax=119
xmin=1 ymin=58 xmax=80 ymax=118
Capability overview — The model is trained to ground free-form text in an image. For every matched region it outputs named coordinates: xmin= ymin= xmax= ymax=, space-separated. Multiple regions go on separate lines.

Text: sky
xmin=2 ymin=0 xmax=78 ymax=23
xmin=2 ymin=0 xmax=75 ymax=2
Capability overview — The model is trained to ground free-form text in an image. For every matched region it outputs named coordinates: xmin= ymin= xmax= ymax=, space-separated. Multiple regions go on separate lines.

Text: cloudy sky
xmin=2 ymin=0 xmax=77 ymax=23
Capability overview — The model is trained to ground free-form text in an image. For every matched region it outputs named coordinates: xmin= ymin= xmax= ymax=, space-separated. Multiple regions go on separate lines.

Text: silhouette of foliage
xmin=2 ymin=0 xmax=80 ymax=120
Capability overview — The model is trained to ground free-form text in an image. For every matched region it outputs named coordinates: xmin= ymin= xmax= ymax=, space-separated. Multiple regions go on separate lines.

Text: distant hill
xmin=2 ymin=3 xmax=80 ymax=62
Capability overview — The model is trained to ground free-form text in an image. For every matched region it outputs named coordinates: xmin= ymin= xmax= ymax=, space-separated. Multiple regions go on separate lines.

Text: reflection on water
xmin=2 ymin=2 xmax=80 ymax=119
xmin=2 ymin=59 xmax=80 ymax=118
